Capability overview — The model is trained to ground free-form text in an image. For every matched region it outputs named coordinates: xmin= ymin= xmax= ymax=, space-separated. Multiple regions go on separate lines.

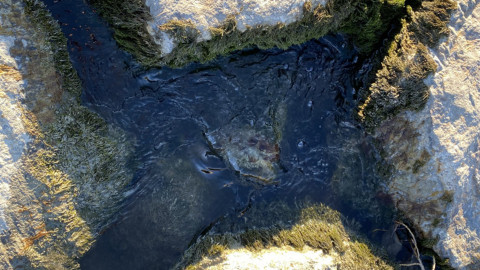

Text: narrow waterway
xmin=40 ymin=0 xmax=412 ymax=269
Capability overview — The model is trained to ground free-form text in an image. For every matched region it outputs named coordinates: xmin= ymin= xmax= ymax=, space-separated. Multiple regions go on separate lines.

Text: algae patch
xmin=89 ymin=0 xmax=408 ymax=67
xmin=357 ymin=0 xmax=456 ymax=130
xmin=0 ymin=0 xmax=133 ymax=268
xmin=177 ymin=203 xmax=393 ymax=270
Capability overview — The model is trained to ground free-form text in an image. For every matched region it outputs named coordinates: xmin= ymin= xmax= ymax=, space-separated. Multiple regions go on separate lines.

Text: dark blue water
xmin=41 ymin=0 xmax=412 ymax=269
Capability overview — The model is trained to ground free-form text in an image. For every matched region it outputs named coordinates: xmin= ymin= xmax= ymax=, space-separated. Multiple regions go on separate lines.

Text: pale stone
xmin=144 ymin=0 xmax=326 ymax=53
xmin=0 ymin=1 xmax=133 ymax=268
xmin=194 ymin=246 xmax=336 ymax=270
xmin=0 ymin=35 xmax=30 ymax=232
xmin=376 ymin=0 xmax=480 ymax=268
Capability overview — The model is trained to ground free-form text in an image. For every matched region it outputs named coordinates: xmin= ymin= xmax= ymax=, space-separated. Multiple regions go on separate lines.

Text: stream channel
xmin=41 ymin=0 xmax=415 ymax=269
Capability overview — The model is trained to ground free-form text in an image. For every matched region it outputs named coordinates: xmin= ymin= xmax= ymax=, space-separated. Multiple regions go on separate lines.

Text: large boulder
xmin=361 ymin=0 xmax=480 ymax=268
xmin=0 ymin=1 xmax=133 ymax=268
xmin=176 ymin=203 xmax=393 ymax=270
xmin=89 ymin=0 xmax=406 ymax=67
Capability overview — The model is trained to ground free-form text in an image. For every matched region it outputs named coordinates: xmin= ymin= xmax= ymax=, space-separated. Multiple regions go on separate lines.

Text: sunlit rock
xmin=144 ymin=0 xmax=327 ymax=48
xmin=0 ymin=1 xmax=133 ymax=268
xmin=368 ymin=0 xmax=480 ymax=268
xmin=177 ymin=203 xmax=393 ymax=270
xmin=89 ymin=0 xmax=406 ymax=67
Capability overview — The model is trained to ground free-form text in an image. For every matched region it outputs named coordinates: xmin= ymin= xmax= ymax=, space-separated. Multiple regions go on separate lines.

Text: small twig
xmin=395 ymin=221 xmax=427 ymax=270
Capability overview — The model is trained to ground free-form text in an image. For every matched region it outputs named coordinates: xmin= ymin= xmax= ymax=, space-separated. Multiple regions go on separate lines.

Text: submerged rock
xmin=205 ymin=103 xmax=285 ymax=183
xmin=0 ymin=0 xmax=133 ymax=268
xmin=363 ymin=0 xmax=480 ymax=268
xmin=206 ymin=128 xmax=281 ymax=183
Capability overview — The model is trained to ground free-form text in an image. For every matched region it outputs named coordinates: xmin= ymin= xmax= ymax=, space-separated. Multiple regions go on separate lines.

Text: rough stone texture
xmin=178 ymin=203 xmax=393 ymax=270
xmin=204 ymin=103 xmax=285 ymax=183
xmin=0 ymin=1 xmax=133 ymax=269
xmin=91 ymin=0 xmax=383 ymax=67
xmin=375 ymin=0 xmax=480 ymax=268
xmin=357 ymin=0 xmax=456 ymax=130
xmin=186 ymin=247 xmax=336 ymax=270
xmin=145 ymin=0 xmax=326 ymax=53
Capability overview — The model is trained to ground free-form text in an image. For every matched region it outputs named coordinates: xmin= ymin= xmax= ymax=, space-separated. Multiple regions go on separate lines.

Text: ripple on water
xmin=38 ymin=1 xmax=401 ymax=268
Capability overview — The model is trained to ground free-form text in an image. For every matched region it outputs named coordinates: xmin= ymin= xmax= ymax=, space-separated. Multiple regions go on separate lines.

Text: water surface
xmin=41 ymin=0 xmax=408 ymax=269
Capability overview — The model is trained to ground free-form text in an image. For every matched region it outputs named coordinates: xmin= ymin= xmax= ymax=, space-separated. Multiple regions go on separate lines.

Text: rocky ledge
xmin=361 ymin=0 xmax=480 ymax=268
xmin=0 ymin=0 xmax=133 ymax=268
xmin=177 ymin=203 xmax=393 ymax=270
xmin=88 ymin=0 xmax=406 ymax=67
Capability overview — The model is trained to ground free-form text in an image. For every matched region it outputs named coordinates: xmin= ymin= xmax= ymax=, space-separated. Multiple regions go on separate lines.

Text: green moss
xmin=357 ymin=0 xmax=456 ymax=131
xmin=24 ymin=0 xmax=82 ymax=98
xmin=89 ymin=0 xmax=409 ymax=68
xmin=339 ymin=0 xmax=406 ymax=53
xmin=177 ymin=203 xmax=394 ymax=270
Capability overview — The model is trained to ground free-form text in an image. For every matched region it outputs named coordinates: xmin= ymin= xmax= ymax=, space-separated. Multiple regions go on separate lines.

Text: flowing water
xmin=41 ymin=0 xmax=413 ymax=269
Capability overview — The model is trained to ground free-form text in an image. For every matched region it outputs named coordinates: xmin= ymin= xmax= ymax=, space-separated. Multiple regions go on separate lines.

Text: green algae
xmin=177 ymin=203 xmax=394 ymax=270
xmin=357 ymin=0 xmax=456 ymax=131
xmin=339 ymin=0 xmax=406 ymax=53
xmin=22 ymin=0 xmax=133 ymax=231
xmin=0 ymin=0 xmax=133 ymax=268
xmin=24 ymin=0 xmax=82 ymax=98
xmin=88 ymin=0 xmax=409 ymax=68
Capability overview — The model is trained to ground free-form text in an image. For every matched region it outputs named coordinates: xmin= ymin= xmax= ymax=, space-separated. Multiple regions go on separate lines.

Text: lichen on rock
xmin=0 ymin=0 xmax=133 ymax=268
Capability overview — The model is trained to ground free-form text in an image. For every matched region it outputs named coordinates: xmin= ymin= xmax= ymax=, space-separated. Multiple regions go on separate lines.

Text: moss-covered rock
xmin=176 ymin=203 xmax=393 ymax=270
xmin=0 ymin=0 xmax=133 ymax=268
xmin=356 ymin=0 xmax=480 ymax=268
xmin=357 ymin=0 xmax=456 ymax=130
xmin=89 ymin=0 xmax=408 ymax=67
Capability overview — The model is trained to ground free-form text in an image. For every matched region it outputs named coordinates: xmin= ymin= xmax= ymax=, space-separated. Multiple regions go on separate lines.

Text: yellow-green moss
xmin=177 ymin=203 xmax=394 ymax=270
xmin=357 ymin=0 xmax=456 ymax=131
xmin=89 ymin=0 xmax=408 ymax=68
xmin=0 ymin=0 xmax=133 ymax=268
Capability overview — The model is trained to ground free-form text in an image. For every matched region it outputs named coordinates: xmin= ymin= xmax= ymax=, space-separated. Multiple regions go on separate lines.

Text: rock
xmin=368 ymin=0 xmax=480 ymax=268
xmin=206 ymin=127 xmax=281 ymax=183
xmin=88 ymin=0 xmax=406 ymax=67
xmin=205 ymin=103 xmax=285 ymax=183
xmin=144 ymin=0 xmax=327 ymax=48
xmin=176 ymin=203 xmax=393 ymax=270
xmin=0 ymin=1 xmax=133 ymax=268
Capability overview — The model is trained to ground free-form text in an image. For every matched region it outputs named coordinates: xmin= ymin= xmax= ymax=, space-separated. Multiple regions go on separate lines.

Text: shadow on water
xmin=40 ymin=0 xmax=415 ymax=269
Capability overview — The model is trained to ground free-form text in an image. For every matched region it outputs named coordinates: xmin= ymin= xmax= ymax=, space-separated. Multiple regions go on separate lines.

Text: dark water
xmin=41 ymin=0 xmax=414 ymax=269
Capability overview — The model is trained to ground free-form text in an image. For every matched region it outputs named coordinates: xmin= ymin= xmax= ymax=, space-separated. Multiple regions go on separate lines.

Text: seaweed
xmin=177 ymin=203 xmax=394 ymax=270
xmin=89 ymin=0 xmax=408 ymax=67
xmin=357 ymin=0 xmax=456 ymax=131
